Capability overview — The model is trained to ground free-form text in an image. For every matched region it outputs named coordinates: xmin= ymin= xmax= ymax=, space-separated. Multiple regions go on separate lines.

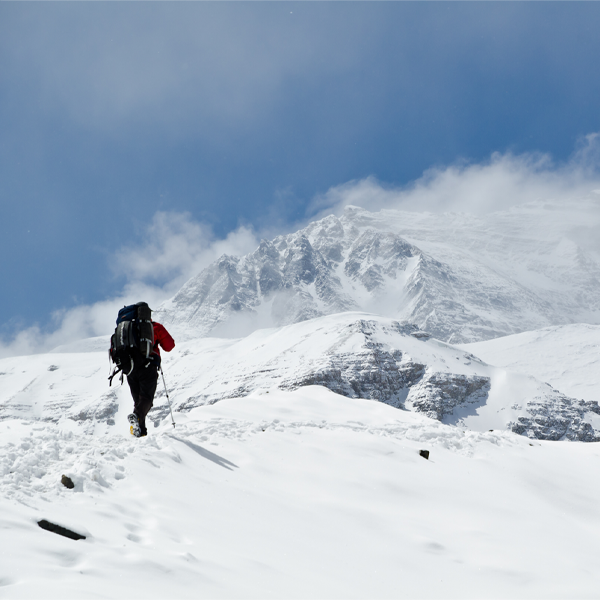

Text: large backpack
xmin=108 ymin=302 xmax=154 ymax=385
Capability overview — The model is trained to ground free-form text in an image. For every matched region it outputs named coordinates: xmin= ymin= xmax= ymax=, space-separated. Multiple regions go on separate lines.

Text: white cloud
xmin=310 ymin=133 xmax=600 ymax=218
xmin=0 ymin=213 xmax=260 ymax=358
xmin=113 ymin=211 xmax=258 ymax=292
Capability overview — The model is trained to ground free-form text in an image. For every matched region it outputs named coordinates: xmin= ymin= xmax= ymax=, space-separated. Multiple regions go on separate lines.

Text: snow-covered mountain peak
xmin=157 ymin=197 xmax=600 ymax=343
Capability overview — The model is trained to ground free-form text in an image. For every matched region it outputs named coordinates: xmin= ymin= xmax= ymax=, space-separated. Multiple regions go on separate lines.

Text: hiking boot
xmin=128 ymin=413 xmax=142 ymax=438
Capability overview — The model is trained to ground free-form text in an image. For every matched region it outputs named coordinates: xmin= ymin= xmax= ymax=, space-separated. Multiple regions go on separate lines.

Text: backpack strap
xmin=108 ymin=366 xmax=125 ymax=386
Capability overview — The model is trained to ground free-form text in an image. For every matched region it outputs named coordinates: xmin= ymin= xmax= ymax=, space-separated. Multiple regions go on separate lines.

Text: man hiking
xmin=109 ymin=302 xmax=175 ymax=437
xmin=127 ymin=318 xmax=175 ymax=437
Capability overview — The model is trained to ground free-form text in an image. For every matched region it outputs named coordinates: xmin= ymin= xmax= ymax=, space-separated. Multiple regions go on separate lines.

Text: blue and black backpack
xmin=109 ymin=302 xmax=154 ymax=385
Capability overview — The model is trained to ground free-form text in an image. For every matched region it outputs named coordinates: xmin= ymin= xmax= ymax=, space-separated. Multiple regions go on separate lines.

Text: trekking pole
xmin=159 ymin=365 xmax=176 ymax=428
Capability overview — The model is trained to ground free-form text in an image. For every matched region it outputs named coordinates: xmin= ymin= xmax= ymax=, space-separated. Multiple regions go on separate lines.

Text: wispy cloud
xmin=0 ymin=214 xmax=260 ymax=358
xmin=7 ymin=2 xmax=585 ymax=145
xmin=0 ymin=4 xmax=376 ymax=141
xmin=113 ymin=211 xmax=258 ymax=291
xmin=309 ymin=133 xmax=600 ymax=218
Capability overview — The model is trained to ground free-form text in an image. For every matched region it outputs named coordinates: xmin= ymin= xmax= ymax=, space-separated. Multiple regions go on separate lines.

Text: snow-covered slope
xmin=4 ymin=388 xmax=600 ymax=599
xmin=5 ymin=183 xmax=600 ymax=596
xmin=3 ymin=313 xmax=599 ymax=442
xmin=157 ymin=196 xmax=600 ymax=343
xmin=461 ymin=323 xmax=600 ymax=402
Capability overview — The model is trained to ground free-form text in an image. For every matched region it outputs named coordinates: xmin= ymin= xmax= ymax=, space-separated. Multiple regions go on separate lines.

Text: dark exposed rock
xmin=508 ymin=397 xmax=600 ymax=442
xmin=61 ymin=474 xmax=75 ymax=489
xmin=38 ymin=519 xmax=86 ymax=541
xmin=408 ymin=373 xmax=491 ymax=421
xmin=419 ymin=450 xmax=430 ymax=460
xmin=277 ymin=320 xmax=428 ymax=408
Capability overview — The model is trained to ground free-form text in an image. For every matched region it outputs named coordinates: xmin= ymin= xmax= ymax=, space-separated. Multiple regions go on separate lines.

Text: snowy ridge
xmin=2 ymin=313 xmax=599 ymax=442
xmin=461 ymin=323 xmax=600 ymax=402
xmin=157 ymin=197 xmax=600 ymax=343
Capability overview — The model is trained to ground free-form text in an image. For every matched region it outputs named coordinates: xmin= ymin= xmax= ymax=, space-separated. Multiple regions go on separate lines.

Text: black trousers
xmin=127 ymin=363 xmax=158 ymax=436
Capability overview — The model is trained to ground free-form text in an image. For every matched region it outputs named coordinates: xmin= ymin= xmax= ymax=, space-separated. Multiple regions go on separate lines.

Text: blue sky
xmin=1 ymin=2 xmax=600 ymax=348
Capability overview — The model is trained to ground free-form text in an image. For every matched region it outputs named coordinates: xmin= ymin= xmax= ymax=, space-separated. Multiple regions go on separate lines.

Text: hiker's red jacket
xmin=152 ymin=322 xmax=175 ymax=357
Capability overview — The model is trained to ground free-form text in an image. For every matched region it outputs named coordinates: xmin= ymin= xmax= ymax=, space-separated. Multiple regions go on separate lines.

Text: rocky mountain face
xmin=4 ymin=313 xmax=596 ymax=442
xmin=157 ymin=198 xmax=600 ymax=344
xmin=173 ymin=314 xmax=600 ymax=442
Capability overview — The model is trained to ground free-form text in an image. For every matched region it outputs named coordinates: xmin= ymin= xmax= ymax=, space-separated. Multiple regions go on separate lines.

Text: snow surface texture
xmin=462 ymin=323 xmax=600 ymax=402
xmin=4 ymin=387 xmax=600 ymax=599
xmin=156 ymin=197 xmax=600 ymax=344
xmin=2 ymin=313 xmax=598 ymax=442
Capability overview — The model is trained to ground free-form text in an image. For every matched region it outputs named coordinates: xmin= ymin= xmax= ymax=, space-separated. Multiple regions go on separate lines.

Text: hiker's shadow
xmin=170 ymin=436 xmax=238 ymax=471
